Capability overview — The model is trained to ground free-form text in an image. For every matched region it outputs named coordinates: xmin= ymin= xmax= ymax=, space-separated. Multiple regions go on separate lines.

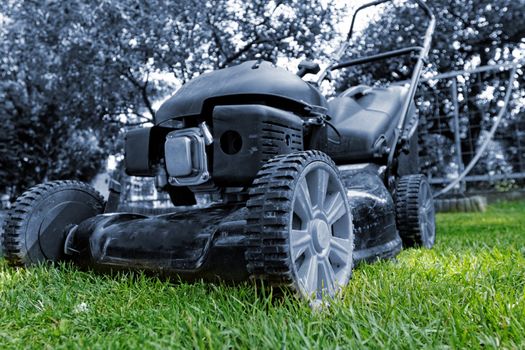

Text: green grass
xmin=1 ymin=201 xmax=525 ymax=349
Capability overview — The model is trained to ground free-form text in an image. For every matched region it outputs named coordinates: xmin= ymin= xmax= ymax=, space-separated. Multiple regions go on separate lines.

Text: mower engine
xmin=126 ymin=104 xmax=306 ymax=203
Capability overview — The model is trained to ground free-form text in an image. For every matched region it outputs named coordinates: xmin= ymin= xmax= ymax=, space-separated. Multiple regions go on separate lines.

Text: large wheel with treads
xmin=2 ymin=181 xmax=104 ymax=266
xmin=246 ymin=151 xmax=354 ymax=300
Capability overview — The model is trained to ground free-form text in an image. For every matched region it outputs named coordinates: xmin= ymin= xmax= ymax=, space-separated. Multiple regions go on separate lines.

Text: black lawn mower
xmin=2 ymin=0 xmax=436 ymax=300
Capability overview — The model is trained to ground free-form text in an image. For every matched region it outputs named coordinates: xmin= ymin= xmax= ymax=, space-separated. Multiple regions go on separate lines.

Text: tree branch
xmin=122 ymin=120 xmax=153 ymax=127
xmin=218 ymin=33 xmax=293 ymax=68
xmin=446 ymin=8 xmax=470 ymax=29
xmin=122 ymin=68 xmax=156 ymax=118
xmin=206 ymin=14 xmax=227 ymax=60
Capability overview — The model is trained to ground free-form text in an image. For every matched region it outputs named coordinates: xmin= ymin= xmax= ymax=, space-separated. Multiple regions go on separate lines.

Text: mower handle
xmin=330 ymin=46 xmax=423 ymax=70
xmin=346 ymin=0 xmax=434 ymax=43
xmin=317 ymin=0 xmax=435 ymax=84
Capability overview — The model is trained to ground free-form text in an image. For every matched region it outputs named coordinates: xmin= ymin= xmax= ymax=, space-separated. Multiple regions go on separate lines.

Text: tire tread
xmin=245 ymin=151 xmax=338 ymax=288
xmin=2 ymin=180 xmax=104 ymax=266
xmin=395 ymin=174 xmax=435 ymax=248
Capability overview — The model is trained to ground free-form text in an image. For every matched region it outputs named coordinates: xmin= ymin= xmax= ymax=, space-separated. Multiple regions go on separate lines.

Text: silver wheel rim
xmin=418 ymin=182 xmax=436 ymax=248
xmin=289 ymin=162 xmax=353 ymax=299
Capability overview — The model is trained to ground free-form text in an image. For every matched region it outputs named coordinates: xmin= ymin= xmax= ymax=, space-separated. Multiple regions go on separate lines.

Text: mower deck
xmin=65 ymin=168 xmax=402 ymax=282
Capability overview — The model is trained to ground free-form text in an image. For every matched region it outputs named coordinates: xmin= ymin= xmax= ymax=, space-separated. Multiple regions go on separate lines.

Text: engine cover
xmin=212 ymin=104 xmax=304 ymax=186
xmin=155 ymin=60 xmax=327 ymax=125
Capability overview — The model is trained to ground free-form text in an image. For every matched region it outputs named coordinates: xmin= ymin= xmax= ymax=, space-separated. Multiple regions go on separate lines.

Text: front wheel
xmin=246 ymin=151 xmax=354 ymax=300
xmin=2 ymin=180 xmax=104 ymax=266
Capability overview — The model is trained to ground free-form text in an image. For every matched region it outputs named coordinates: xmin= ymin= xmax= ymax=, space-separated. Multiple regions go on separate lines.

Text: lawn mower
xmin=2 ymin=0 xmax=436 ymax=300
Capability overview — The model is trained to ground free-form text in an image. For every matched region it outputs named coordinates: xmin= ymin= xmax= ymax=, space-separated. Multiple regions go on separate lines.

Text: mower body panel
xmin=339 ymin=165 xmax=402 ymax=261
xmin=68 ymin=206 xmax=251 ymax=282
xmin=155 ymin=60 xmax=327 ymax=125
xmin=212 ymin=104 xmax=304 ymax=186
xmin=66 ymin=168 xmax=401 ymax=280
xmin=317 ymin=86 xmax=414 ymax=163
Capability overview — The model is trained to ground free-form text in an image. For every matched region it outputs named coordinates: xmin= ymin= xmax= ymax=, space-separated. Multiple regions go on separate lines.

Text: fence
xmin=415 ymin=61 xmax=524 ymax=197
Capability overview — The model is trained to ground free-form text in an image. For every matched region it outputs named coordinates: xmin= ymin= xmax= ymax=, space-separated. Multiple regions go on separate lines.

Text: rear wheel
xmin=246 ymin=151 xmax=354 ymax=300
xmin=395 ymin=175 xmax=436 ymax=248
xmin=2 ymin=181 xmax=104 ymax=266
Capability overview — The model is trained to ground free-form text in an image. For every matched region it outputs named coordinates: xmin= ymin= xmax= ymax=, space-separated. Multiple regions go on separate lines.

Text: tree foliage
xmin=0 ymin=0 xmax=338 ymax=198
xmin=341 ymin=0 xmax=525 ymax=84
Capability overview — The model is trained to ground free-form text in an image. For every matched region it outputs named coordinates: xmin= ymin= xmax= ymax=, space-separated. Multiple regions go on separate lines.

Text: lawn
xmin=1 ymin=200 xmax=524 ymax=349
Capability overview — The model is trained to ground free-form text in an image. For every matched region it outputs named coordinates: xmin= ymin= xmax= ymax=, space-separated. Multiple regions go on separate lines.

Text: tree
xmin=0 ymin=0 xmax=338 ymax=199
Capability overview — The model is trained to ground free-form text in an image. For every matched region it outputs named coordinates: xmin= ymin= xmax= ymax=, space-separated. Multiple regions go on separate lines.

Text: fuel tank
xmin=155 ymin=60 xmax=327 ymax=125
xmin=66 ymin=166 xmax=401 ymax=280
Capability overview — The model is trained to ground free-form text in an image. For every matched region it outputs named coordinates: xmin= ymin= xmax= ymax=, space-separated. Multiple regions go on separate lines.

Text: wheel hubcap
xmin=312 ymin=219 xmax=331 ymax=255
xmin=289 ymin=164 xmax=353 ymax=299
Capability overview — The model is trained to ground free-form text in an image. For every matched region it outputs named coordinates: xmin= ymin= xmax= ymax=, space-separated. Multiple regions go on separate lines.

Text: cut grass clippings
xmin=1 ymin=200 xmax=524 ymax=349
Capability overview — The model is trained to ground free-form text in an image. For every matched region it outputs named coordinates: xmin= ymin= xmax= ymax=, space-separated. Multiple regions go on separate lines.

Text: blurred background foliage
xmin=339 ymin=0 xmax=525 ymax=85
xmin=0 ymin=0 xmax=524 ymax=200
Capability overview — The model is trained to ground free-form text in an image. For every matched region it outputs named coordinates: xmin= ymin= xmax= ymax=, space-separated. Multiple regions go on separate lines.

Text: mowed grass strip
xmin=0 ymin=200 xmax=524 ymax=349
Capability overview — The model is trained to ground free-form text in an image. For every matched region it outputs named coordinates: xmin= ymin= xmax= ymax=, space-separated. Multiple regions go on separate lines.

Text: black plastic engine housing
xmin=125 ymin=126 xmax=172 ymax=177
xmin=212 ymin=104 xmax=304 ymax=186
xmin=155 ymin=60 xmax=327 ymax=124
